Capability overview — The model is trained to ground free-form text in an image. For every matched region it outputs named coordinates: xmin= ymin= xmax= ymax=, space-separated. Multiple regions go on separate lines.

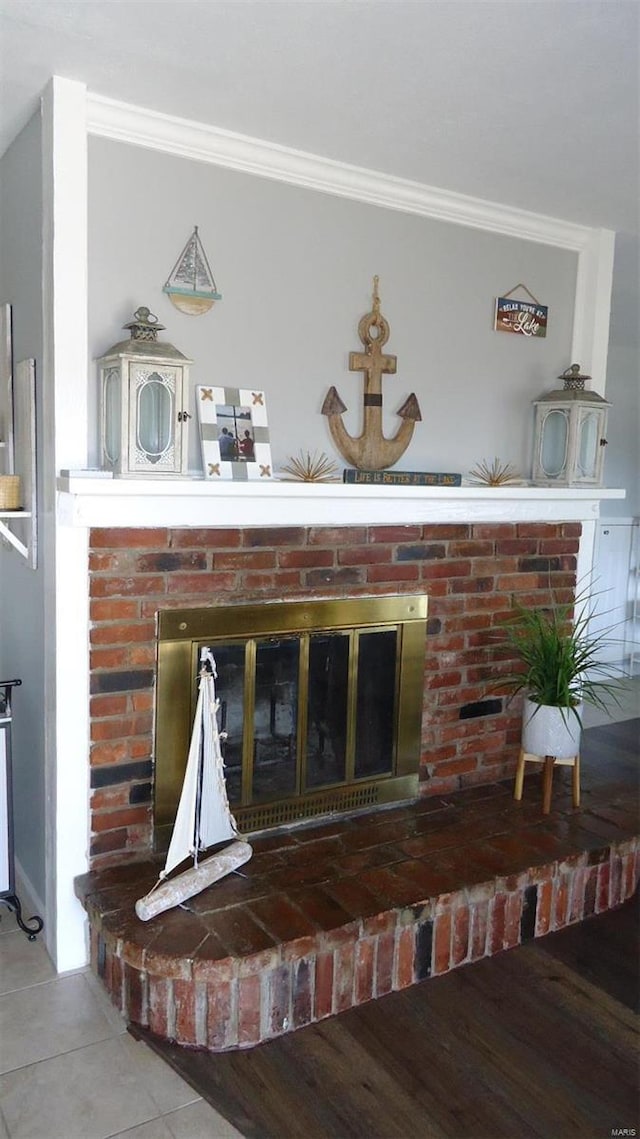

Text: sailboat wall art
xmin=135 ymin=649 xmax=252 ymax=922
xmin=163 ymin=226 xmax=222 ymax=315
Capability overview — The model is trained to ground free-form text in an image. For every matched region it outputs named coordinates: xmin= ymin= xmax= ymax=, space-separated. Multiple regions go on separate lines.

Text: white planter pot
xmin=521 ymin=697 xmax=582 ymax=758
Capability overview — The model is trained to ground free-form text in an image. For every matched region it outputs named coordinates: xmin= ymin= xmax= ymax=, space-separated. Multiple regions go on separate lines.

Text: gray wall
xmin=601 ymin=232 xmax=639 ymax=518
xmin=0 ymin=112 xmax=46 ymax=903
xmin=88 ymin=138 xmax=578 ymax=478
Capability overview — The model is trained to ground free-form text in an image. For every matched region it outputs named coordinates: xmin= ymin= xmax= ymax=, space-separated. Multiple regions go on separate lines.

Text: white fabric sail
xmin=199 ymin=683 xmax=237 ymax=851
xmin=161 ymin=650 xmax=237 ymax=880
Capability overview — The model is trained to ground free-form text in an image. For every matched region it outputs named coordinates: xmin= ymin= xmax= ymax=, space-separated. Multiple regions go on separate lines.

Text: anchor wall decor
xmin=321 ymin=277 xmax=421 ymax=471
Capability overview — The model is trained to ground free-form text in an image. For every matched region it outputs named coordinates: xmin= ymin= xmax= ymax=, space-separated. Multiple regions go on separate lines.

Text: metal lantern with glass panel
xmin=98 ymin=307 xmax=192 ymax=477
xmin=532 ymin=364 xmax=610 ymax=487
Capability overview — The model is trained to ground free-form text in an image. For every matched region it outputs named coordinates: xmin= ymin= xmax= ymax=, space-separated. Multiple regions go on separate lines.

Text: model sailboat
xmin=163 ymin=226 xmax=222 ymax=316
xmin=135 ymin=649 xmax=252 ymax=922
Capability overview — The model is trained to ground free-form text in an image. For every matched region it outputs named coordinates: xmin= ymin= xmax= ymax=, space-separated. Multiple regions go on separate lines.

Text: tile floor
xmin=0 ymin=909 xmax=245 ymax=1139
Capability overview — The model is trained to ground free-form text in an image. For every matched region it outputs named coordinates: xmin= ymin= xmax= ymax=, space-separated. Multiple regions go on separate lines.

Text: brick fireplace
xmin=75 ymin=498 xmax=638 ymax=1051
xmin=88 ymin=520 xmax=581 ymax=870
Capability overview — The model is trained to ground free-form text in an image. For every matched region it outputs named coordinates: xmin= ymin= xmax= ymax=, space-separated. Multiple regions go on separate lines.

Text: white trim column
xmin=42 ymin=77 xmax=90 ymax=971
xmin=572 ymin=228 xmax=616 ymax=395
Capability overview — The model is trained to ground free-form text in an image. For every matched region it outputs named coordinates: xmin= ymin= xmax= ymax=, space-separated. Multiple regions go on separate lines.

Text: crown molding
xmin=86 ymin=94 xmax=593 ymax=252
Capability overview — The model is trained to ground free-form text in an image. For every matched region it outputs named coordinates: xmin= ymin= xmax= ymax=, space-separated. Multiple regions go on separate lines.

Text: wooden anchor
xmin=322 ymin=277 xmax=421 ymax=471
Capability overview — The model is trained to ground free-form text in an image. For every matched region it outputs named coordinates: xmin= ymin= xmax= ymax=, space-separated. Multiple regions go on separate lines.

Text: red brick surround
xmin=78 ymin=796 xmax=639 ymax=1051
xmin=88 ymin=522 xmax=580 ymax=868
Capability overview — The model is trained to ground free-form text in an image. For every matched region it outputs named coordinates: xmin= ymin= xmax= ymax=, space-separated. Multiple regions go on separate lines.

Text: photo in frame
xmin=196 ymin=386 xmax=273 ymax=480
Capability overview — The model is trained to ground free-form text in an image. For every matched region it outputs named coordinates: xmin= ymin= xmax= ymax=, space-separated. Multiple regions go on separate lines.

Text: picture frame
xmin=0 ymin=305 xmax=15 ymax=473
xmin=13 ymin=359 xmax=37 ymax=569
xmin=196 ymin=386 xmax=273 ymax=481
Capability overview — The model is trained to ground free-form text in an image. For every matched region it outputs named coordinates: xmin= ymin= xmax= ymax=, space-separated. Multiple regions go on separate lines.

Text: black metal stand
xmin=0 ymin=678 xmax=45 ymax=941
xmin=0 ymin=893 xmax=44 ymax=940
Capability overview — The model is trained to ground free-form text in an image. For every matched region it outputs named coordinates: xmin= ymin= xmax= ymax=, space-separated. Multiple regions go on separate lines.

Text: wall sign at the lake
xmin=494 ymin=284 xmax=548 ymax=338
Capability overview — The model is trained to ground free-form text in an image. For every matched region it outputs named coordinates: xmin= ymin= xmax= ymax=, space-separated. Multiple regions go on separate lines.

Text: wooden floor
xmin=139 ymin=890 xmax=638 ymax=1139
xmin=134 ymin=718 xmax=639 ymax=1137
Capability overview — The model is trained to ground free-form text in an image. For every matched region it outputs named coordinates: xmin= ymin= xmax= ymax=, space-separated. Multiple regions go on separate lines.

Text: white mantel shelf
xmin=57 ymin=475 xmax=625 ymax=529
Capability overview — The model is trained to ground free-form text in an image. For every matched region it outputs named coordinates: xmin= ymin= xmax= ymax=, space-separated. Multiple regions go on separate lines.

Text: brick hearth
xmin=76 ymin=740 xmax=639 ymax=1051
xmin=88 ymin=521 xmax=580 ymax=868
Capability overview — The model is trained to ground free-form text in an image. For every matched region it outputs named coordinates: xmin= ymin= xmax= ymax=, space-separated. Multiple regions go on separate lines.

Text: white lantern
xmin=98 ymin=307 xmax=192 ymax=477
xmin=532 ymin=365 xmax=610 ymax=487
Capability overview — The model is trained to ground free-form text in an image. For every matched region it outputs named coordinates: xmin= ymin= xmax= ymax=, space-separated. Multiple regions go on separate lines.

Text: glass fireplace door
xmin=155 ymin=595 xmax=427 ymax=842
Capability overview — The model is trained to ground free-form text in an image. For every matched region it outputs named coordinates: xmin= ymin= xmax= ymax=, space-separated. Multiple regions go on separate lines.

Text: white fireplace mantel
xmin=57 ymin=474 xmax=625 ymax=529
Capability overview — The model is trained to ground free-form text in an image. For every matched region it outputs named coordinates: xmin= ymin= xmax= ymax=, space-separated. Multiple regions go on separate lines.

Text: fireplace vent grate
xmin=235 ymin=784 xmax=380 ymax=833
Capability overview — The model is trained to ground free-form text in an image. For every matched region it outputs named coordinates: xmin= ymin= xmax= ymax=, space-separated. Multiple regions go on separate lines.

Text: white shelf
xmin=57 ymin=473 xmax=625 ymax=530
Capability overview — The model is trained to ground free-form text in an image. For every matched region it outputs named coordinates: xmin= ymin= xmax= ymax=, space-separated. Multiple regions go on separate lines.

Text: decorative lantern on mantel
xmin=531 ymin=364 xmax=610 ymax=487
xmin=98 ymin=307 xmax=192 ymax=477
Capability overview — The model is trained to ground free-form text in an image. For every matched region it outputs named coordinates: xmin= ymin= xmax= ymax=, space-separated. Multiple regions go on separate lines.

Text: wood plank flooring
xmin=139 ymin=892 xmax=639 ymax=1139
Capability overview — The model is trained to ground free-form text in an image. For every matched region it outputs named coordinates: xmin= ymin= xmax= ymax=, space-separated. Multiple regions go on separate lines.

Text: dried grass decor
xmin=468 ymin=457 xmax=522 ymax=486
xmin=280 ymin=451 xmax=340 ymax=482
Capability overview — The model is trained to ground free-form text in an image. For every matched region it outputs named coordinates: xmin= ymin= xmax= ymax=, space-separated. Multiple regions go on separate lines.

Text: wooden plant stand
xmin=514 ymin=749 xmax=581 ymax=815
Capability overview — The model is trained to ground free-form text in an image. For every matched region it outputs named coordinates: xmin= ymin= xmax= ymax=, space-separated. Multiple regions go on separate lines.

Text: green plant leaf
xmin=487 ymin=578 xmax=630 ymax=714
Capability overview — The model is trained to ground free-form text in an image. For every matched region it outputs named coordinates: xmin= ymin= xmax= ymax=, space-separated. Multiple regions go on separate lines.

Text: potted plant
xmin=493 ymin=585 xmax=625 ymax=807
